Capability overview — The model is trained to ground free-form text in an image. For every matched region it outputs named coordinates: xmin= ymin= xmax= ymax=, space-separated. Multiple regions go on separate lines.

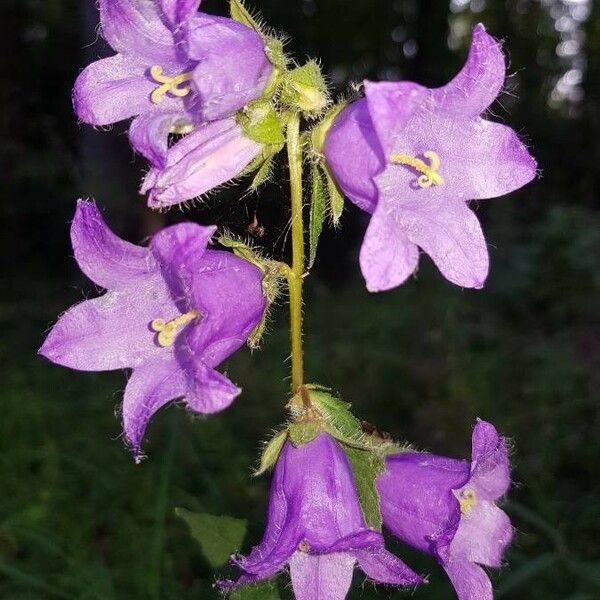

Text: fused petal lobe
xmin=289 ymin=552 xmax=356 ymax=600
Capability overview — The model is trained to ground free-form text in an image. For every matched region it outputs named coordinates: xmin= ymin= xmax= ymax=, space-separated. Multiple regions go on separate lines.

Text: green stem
xmin=286 ymin=113 xmax=305 ymax=393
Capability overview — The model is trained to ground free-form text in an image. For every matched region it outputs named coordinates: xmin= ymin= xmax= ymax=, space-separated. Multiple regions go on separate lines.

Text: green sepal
xmin=255 ymin=429 xmax=288 ymax=476
xmin=344 ymin=446 xmax=385 ymax=531
xmin=324 ymin=166 xmax=344 ymax=227
xmin=265 ymin=37 xmax=286 ymax=71
xmin=309 ymin=163 xmax=327 ymax=268
xmin=238 ymin=102 xmax=285 ymax=145
xmin=230 ymin=580 xmax=281 ymax=600
xmin=280 ymin=60 xmax=329 ymax=115
xmin=288 ymin=420 xmax=323 ymax=447
xmin=230 ymin=0 xmax=262 ymax=33
xmin=175 ymin=509 xmax=247 ymax=568
xmin=311 ymin=101 xmax=348 ymax=153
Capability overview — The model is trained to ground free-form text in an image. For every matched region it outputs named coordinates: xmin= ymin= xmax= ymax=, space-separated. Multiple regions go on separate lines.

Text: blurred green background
xmin=1 ymin=0 xmax=599 ymax=598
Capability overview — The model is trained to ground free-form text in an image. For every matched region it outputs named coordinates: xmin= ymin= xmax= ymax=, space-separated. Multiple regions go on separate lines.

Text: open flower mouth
xmin=389 ymin=150 xmax=444 ymax=189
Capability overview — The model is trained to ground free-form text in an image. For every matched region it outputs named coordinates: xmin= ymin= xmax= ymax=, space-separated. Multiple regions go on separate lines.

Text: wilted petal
xmin=470 ymin=420 xmax=511 ymax=500
xmin=431 ymin=24 xmax=505 ymax=119
xmin=39 ymin=276 xmax=175 ymax=372
xmin=451 ymin=500 xmax=512 ymax=567
xmin=142 ymin=119 xmax=263 ymax=208
xmin=187 ymin=15 xmax=273 ymax=120
xmin=122 ymin=355 xmax=187 ymax=458
xmin=129 ymin=110 xmax=192 ymax=167
xmin=356 ymin=547 xmax=423 ymax=586
xmin=289 ymin=552 xmax=356 ymax=600
xmin=359 ymin=207 xmax=420 ymax=292
xmin=71 ymin=200 xmax=156 ymax=290
xmin=443 ymin=560 xmax=493 ymax=600
xmin=323 ymin=98 xmax=383 ymax=214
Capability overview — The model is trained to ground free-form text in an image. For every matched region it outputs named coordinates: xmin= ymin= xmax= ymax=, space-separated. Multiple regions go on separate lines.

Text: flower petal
xmin=71 ymin=200 xmax=157 ymax=290
xmin=359 ymin=205 xmax=420 ymax=292
xmin=129 ymin=110 xmax=192 ymax=167
xmin=470 ymin=420 xmax=511 ymax=500
xmin=39 ymin=275 xmax=175 ymax=372
xmin=183 ymin=361 xmax=241 ymax=414
xmin=323 ymin=98 xmax=384 ymax=214
xmin=122 ymin=355 xmax=187 ymax=459
xmin=289 ymin=552 xmax=356 ymax=600
xmin=431 ymin=24 xmax=505 ymax=119
xmin=158 ymin=0 xmax=201 ymax=30
xmin=356 ymin=547 xmax=423 ymax=586
xmin=443 ymin=559 xmax=493 ymax=600
xmin=99 ymin=0 xmax=179 ymax=65
xmin=451 ymin=500 xmax=512 ymax=567
xmin=187 ymin=15 xmax=273 ymax=120
xmin=141 ymin=119 xmax=263 ymax=208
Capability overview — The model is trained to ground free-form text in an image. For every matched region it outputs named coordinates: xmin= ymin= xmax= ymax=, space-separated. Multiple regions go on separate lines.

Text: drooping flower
xmin=324 ymin=24 xmax=537 ymax=292
xmin=39 ymin=200 xmax=266 ymax=460
xmin=223 ymin=433 xmax=423 ymax=599
xmin=141 ymin=118 xmax=263 ymax=209
xmin=377 ymin=420 xmax=512 ymax=600
xmin=74 ymin=0 xmax=274 ymax=168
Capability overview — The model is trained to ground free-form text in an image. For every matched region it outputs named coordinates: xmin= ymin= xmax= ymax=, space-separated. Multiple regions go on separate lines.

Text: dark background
xmin=1 ymin=0 xmax=599 ymax=598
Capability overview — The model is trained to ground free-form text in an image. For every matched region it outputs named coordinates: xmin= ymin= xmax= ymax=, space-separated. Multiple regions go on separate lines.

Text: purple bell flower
xmin=377 ymin=420 xmax=512 ymax=600
xmin=74 ymin=0 xmax=273 ymax=168
xmin=39 ymin=201 xmax=266 ymax=460
xmin=224 ymin=433 xmax=423 ymax=599
xmin=324 ymin=24 xmax=537 ymax=292
xmin=141 ymin=118 xmax=263 ymax=209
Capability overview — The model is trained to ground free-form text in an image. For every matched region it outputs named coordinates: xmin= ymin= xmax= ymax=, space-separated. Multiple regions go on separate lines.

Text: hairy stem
xmin=287 ymin=113 xmax=305 ymax=393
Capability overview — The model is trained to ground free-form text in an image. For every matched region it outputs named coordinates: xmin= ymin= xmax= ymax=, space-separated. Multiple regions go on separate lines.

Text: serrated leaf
xmin=344 ymin=446 xmax=385 ymax=531
xmin=230 ymin=579 xmax=281 ymax=600
xmin=255 ymin=430 xmax=288 ymax=476
xmin=238 ymin=103 xmax=285 ymax=145
xmin=323 ymin=167 xmax=344 ymax=227
xmin=175 ymin=509 xmax=247 ymax=568
xmin=309 ymin=164 xmax=327 ymax=268
xmin=288 ymin=421 xmax=322 ymax=447
xmin=230 ymin=0 xmax=261 ymax=32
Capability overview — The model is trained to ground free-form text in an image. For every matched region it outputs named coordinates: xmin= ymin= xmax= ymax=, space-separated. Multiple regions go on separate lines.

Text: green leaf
xmin=238 ymin=102 xmax=285 ymax=145
xmin=344 ymin=446 xmax=385 ymax=531
xmin=230 ymin=0 xmax=262 ymax=32
xmin=324 ymin=167 xmax=344 ymax=227
xmin=175 ymin=509 xmax=247 ymax=568
xmin=308 ymin=388 xmax=364 ymax=445
xmin=255 ymin=429 xmax=288 ymax=476
xmin=309 ymin=164 xmax=327 ymax=268
xmin=230 ymin=579 xmax=281 ymax=600
xmin=289 ymin=421 xmax=322 ymax=447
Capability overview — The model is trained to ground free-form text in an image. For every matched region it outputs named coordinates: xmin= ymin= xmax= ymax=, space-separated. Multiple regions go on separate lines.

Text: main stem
xmin=287 ymin=113 xmax=305 ymax=393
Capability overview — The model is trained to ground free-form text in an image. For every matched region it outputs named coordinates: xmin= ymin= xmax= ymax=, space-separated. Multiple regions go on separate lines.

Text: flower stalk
xmin=286 ymin=112 xmax=305 ymax=393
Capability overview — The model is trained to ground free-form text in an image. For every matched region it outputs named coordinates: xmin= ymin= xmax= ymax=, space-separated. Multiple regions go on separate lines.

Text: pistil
xmin=390 ymin=150 xmax=444 ymax=188
xmin=151 ymin=309 xmax=200 ymax=347
xmin=150 ymin=65 xmax=194 ymax=104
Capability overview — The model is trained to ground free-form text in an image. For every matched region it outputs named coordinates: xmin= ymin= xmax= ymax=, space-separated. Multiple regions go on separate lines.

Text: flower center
xmin=151 ymin=309 xmax=200 ymax=347
xmin=149 ymin=65 xmax=194 ymax=104
xmin=458 ymin=488 xmax=477 ymax=516
xmin=389 ymin=150 xmax=444 ymax=189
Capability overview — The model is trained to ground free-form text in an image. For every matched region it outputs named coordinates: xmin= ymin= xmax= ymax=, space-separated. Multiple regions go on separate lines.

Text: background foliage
xmin=1 ymin=0 xmax=599 ymax=598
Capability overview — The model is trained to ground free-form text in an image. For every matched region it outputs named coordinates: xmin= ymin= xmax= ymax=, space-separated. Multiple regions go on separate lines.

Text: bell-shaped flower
xmin=377 ymin=420 xmax=512 ymax=600
xmin=324 ymin=24 xmax=537 ymax=292
xmin=223 ymin=433 xmax=423 ymax=599
xmin=74 ymin=0 xmax=273 ymax=168
xmin=141 ymin=118 xmax=263 ymax=209
xmin=39 ymin=200 xmax=266 ymax=460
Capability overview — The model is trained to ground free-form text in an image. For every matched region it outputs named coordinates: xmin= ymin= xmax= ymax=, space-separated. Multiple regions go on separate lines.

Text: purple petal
xmin=469 ymin=420 xmax=511 ymax=501
xmin=356 ymin=547 xmax=423 ymax=586
xmin=289 ymin=552 xmax=356 ymax=600
xmin=73 ymin=54 xmax=158 ymax=126
xmin=39 ymin=275 xmax=176 ymax=372
xmin=359 ymin=208 xmax=420 ymax=292
xmin=129 ymin=110 xmax=192 ymax=167
xmin=71 ymin=200 xmax=156 ymax=290
xmin=122 ymin=355 xmax=187 ymax=459
xmin=99 ymin=0 xmax=180 ymax=65
xmin=187 ymin=15 xmax=273 ymax=120
xmin=450 ymin=500 xmax=512 ymax=567
xmin=377 ymin=452 xmax=469 ymax=561
xmin=141 ymin=119 xmax=263 ymax=208
xmin=431 ymin=24 xmax=505 ymax=119
xmin=158 ymin=0 xmax=201 ymax=30
xmin=443 ymin=560 xmax=493 ymax=600
xmin=323 ymin=98 xmax=383 ymax=214
xmin=183 ymin=361 xmax=241 ymax=414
